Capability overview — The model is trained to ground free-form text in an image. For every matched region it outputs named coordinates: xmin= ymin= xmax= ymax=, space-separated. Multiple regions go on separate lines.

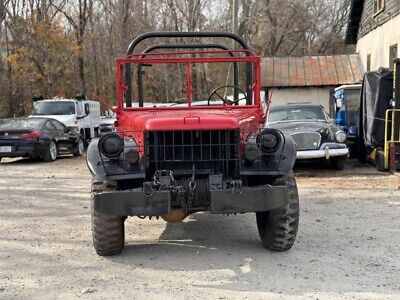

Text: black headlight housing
xmin=258 ymin=129 xmax=281 ymax=153
xmin=98 ymin=132 xmax=124 ymax=158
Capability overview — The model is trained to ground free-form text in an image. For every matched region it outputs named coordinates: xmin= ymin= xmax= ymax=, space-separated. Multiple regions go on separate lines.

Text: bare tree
xmin=52 ymin=0 xmax=92 ymax=92
xmin=0 ymin=0 xmax=353 ymax=117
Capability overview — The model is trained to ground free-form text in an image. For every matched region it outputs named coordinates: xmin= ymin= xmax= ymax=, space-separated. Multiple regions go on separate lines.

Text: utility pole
xmin=232 ymin=0 xmax=239 ymax=45
xmin=225 ymin=0 xmax=239 ymax=98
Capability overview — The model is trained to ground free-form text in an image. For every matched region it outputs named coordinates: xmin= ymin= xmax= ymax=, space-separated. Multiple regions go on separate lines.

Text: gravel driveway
xmin=0 ymin=156 xmax=399 ymax=299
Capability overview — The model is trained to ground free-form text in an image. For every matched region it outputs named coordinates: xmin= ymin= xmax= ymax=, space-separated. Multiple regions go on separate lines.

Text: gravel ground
xmin=0 ymin=156 xmax=399 ymax=299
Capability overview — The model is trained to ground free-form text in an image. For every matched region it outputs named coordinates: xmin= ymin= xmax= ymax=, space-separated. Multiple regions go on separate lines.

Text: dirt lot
xmin=0 ymin=156 xmax=399 ymax=299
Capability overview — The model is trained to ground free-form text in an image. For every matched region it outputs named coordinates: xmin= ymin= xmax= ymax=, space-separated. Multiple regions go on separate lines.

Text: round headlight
xmin=335 ymin=131 xmax=347 ymax=143
xmin=259 ymin=131 xmax=279 ymax=152
xmin=98 ymin=132 xmax=124 ymax=157
xmin=125 ymin=149 xmax=139 ymax=164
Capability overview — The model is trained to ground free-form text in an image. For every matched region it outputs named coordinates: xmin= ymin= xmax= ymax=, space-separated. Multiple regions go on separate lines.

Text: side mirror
xmin=84 ymin=103 xmax=90 ymax=115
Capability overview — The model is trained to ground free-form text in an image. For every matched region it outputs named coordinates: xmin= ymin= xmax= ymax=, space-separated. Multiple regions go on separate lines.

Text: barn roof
xmin=261 ymin=54 xmax=364 ymax=88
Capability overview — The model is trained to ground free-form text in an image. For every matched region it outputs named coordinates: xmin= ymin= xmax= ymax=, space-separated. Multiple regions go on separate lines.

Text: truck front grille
xmin=145 ymin=130 xmax=240 ymax=177
xmin=291 ymin=132 xmax=321 ymax=150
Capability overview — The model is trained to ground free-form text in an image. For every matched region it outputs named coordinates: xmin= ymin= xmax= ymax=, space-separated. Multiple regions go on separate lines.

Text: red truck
xmin=87 ymin=32 xmax=299 ymax=256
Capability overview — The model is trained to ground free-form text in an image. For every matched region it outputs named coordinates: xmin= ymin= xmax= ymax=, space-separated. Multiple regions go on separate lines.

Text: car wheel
xmin=43 ymin=140 xmax=57 ymax=162
xmin=91 ymin=180 xmax=125 ymax=256
xmin=256 ymin=172 xmax=299 ymax=251
xmin=330 ymin=156 xmax=346 ymax=170
xmin=73 ymin=138 xmax=85 ymax=157
xmin=375 ymin=150 xmax=386 ymax=172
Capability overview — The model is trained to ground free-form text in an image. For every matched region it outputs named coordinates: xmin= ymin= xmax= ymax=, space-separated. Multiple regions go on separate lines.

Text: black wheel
xmin=91 ymin=180 xmax=125 ymax=256
xmin=256 ymin=172 xmax=299 ymax=251
xmin=356 ymin=136 xmax=367 ymax=162
xmin=330 ymin=156 xmax=346 ymax=170
xmin=375 ymin=150 xmax=386 ymax=172
xmin=348 ymin=142 xmax=358 ymax=158
xmin=43 ymin=140 xmax=57 ymax=162
xmin=73 ymin=138 xmax=85 ymax=157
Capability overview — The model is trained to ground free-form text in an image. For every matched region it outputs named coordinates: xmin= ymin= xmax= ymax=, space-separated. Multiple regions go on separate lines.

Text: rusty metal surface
xmin=261 ymin=54 xmax=364 ymax=88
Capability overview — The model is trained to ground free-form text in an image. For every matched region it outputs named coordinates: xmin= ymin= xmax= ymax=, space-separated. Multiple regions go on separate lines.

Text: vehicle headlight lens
xmin=68 ymin=126 xmax=79 ymax=133
xmin=124 ymin=136 xmax=139 ymax=164
xmin=125 ymin=149 xmax=139 ymax=164
xmin=259 ymin=130 xmax=279 ymax=152
xmin=98 ymin=132 xmax=124 ymax=157
xmin=335 ymin=131 xmax=347 ymax=143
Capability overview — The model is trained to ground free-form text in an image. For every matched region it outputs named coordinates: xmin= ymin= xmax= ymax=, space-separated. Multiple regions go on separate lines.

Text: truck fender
xmin=86 ymin=138 xmax=107 ymax=181
xmin=279 ymin=132 xmax=297 ymax=173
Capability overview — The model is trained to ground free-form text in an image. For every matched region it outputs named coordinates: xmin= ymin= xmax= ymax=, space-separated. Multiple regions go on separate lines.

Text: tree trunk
xmin=4 ymin=27 xmax=15 ymax=117
xmin=78 ymin=40 xmax=86 ymax=93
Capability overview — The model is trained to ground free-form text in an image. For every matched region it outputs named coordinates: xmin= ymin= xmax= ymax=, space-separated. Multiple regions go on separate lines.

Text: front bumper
xmin=297 ymin=143 xmax=349 ymax=160
xmin=93 ymin=185 xmax=290 ymax=216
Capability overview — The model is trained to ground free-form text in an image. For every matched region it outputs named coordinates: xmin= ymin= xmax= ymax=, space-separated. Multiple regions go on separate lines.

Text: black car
xmin=267 ymin=105 xmax=349 ymax=169
xmin=0 ymin=117 xmax=84 ymax=162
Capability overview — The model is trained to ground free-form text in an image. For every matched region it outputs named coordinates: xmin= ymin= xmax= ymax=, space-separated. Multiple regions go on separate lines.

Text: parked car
xmin=0 ymin=117 xmax=84 ymax=162
xmin=266 ymin=105 xmax=349 ymax=169
xmin=99 ymin=116 xmax=116 ymax=135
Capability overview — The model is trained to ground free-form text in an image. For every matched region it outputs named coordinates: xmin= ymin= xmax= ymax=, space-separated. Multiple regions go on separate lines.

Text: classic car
xmin=266 ymin=104 xmax=349 ymax=169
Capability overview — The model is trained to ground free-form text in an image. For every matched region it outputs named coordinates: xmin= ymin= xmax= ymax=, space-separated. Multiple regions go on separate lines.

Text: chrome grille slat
xmin=291 ymin=132 xmax=321 ymax=150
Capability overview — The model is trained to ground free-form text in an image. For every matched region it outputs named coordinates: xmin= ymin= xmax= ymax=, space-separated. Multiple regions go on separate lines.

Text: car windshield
xmin=0 ymin=118 xmax=44 ymax=129
xmin=34 ymin=101 xmax=76 ymax=115
xmin=269 ymin=107 xmax=327 ymax=123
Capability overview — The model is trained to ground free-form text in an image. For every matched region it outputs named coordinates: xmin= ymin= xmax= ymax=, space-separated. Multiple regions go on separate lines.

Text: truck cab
xmin=32 ymin=97 xmax=101 ymax=141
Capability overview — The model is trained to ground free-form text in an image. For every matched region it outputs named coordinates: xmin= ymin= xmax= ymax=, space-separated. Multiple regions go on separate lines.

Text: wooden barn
xmin=260 ymin=54 xmax=364 ymax=114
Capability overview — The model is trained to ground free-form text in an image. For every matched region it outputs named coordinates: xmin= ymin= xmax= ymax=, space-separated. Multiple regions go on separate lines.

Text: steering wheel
xmin=207 ymin=85 xmax=248 ymax=106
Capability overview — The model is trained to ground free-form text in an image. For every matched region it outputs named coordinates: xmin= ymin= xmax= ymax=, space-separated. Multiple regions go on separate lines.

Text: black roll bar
xmin=136 ymin=43 xmax=240 ymax=107
xmin=124 ymin=31 xmax=252 ymax=107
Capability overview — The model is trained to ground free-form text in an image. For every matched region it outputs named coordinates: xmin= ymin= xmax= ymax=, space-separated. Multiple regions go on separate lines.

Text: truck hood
xmin=30 ymin=115 xmax=77 ymax=127
xmin=118 ymin=108 xmax=261 ymax=131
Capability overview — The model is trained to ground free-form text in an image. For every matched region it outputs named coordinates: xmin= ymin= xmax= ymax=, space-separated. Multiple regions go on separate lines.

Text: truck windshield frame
xmin=115 ymin=49 xmax=261 ymax=111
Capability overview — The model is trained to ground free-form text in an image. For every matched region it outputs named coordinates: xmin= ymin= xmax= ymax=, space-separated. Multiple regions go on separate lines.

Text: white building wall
xmin=356 ymin=13 xmax=400 ymax=71
xmin=269 ymin=87 xmax=331 ymax=111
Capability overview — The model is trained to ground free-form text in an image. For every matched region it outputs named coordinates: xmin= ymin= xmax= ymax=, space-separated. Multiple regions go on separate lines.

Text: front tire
xmin=375 ymin=150 xmax=386 ymax=172
xmin=256 ymin=172 xmax=299 ymax=251
xmin=330 ymin=156 xmax=346 ymax=170
xmin=73 ymin=138 xmax=85 ymax=157
xmin=91 ymin=180 xmax=125 ymax=256
xmin=43 ymin=140 xmax=57 ymax=162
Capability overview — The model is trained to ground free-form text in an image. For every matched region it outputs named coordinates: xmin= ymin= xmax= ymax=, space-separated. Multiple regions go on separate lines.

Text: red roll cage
xmin=115 ymin=49 xmax=261 ymax=111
